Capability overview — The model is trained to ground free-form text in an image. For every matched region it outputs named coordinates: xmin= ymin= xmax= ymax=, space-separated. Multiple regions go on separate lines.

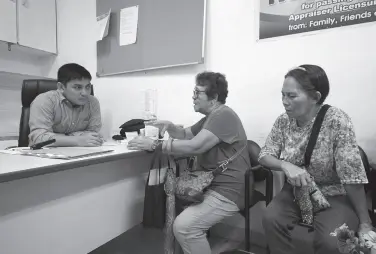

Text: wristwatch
xmin=150 ymin=139 xmax=163 ymax=151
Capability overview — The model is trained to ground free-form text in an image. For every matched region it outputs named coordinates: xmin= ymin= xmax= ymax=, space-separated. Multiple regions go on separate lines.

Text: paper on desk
xmin=119 ymin=5 xmax=139 ymax=46
xmin=97 ymin=9 xmax=111 ymax=41
xmin=0 ymin=147 xmax=114 ymax=160
xmin=0 ymin=149 xmax=22 ymax=155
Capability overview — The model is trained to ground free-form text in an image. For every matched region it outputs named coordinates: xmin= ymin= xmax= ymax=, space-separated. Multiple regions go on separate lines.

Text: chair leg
xmin=245 ymin=207 xmax=250 ymax=251
xmin=244 ymin=169 xmax=251 ymax=252
xmin=266 ymin=245 xmax=271 ymax=254
xmin=265 ymin=171 xmax=274 ymax=206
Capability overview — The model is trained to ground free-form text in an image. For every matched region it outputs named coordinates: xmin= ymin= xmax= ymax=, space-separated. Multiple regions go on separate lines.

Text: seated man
xmin=29 ymin=63 xmax=103 ymax=147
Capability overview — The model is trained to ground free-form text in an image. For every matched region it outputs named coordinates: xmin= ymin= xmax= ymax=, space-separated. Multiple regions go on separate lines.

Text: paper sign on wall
xmin=97 ymin=9 xmax=111 ymax=41
xmin=119 ymin=5 xmax=139 ymax=46
xmin=258 ymin=0 xmax=376 ymax=40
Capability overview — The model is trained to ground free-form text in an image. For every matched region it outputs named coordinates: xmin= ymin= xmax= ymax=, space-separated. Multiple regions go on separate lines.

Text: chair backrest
xmin=359 ymin=146 xmax=372 ymax=192
xmin=247 ymin=140 xmax=261 ymax=167
xmin=19 ymin=80 xmax=58 ymax=147
xmin=247 ymin=140 xmax=269 ymax=182
xmin=18 ymin=79 xmax=94 ymax=147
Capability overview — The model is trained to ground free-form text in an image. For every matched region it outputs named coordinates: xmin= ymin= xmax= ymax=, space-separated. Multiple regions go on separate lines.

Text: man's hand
xmin=145 ymin=120 xmax=173 ymax=137
xmin=127 ymin=136 xmax=155 ymax=151
xmin=282 ymin=161 xmax=312 ymax=187
xmin=76 ymin=133 xmax=103 ymax=147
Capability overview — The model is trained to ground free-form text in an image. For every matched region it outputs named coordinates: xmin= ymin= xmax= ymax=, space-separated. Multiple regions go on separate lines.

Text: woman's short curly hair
xmin=195 ymin=71 xmax=228 ymax=104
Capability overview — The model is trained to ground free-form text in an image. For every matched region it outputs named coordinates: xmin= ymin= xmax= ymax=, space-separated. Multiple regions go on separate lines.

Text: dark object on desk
xmin=119 ymin=119 xmax=145 ymax=138
xmin=112 ymin=135 xmax=124 ymax=141
xmin=30 ymin=139 xmax=56 ymax=150
xmin=18 ymin=79 xmax=94 ymax=147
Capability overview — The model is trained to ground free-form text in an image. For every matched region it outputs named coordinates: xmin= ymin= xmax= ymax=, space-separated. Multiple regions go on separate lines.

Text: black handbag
xmin=142 ymin=150 xmax=167 ymax=229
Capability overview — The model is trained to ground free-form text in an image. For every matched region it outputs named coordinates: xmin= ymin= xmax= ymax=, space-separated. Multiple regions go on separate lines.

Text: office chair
xmin=174 ymin=140 xmax=274 ymax=253
xmin=242 ymin=140 xmax=273 ymax=251
xmin=18 ymin=79 xmax=94 ymax=147
xmin=359 ymin=146 xmax=375 ymax=225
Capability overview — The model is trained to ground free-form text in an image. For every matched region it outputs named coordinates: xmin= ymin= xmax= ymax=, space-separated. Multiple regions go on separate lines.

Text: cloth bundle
xmin=293 ymin=179 xmax=331 ymax=225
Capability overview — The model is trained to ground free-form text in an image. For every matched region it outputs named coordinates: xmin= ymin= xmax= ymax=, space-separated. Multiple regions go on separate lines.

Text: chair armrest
xmin=245 ymin=165 xmax=274 ymax=206
xmin=173 ymin=156 xmax=192 ymax=177
xmin=173 ymin=156 xmax=190 ymax=162
xmin=252 ymin=164 xmax=272 ymax=181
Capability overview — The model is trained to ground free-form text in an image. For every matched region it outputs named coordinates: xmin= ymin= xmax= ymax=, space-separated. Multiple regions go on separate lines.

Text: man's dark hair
xmin=196 ymin=71 xmax=228 ymax=104
xmin=57 ymin=63 xmax=92 ymax=85
xmin=285 ymin=64 xmax=330 ymax=105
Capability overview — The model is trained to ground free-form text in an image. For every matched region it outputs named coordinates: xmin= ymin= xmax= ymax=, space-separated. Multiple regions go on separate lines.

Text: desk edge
xmin=0 ymin=150 xmax=148 ymax=183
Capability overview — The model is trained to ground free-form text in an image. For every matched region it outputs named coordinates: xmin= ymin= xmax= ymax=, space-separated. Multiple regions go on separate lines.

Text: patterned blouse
xmin=259 ymin=106 xmax=368 ymax=196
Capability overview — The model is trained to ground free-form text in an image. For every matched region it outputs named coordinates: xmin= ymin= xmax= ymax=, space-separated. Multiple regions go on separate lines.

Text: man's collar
xmin=57 ymin=90 xmax=67 ymax=102
xmin=57 ymin=90 xmax=80 ymax=108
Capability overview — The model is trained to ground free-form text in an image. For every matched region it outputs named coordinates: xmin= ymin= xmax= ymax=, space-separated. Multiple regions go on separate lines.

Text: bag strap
xmin=304 ymin=104 xmax=331 ymax=167
xmin=215 ymin=143 xmax=248 ymax=174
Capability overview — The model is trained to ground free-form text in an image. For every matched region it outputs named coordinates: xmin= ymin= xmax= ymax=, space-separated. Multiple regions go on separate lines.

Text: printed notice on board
xmin=119 ymin=5 xmax=139 ymax=46
xmin=97 ymin=9 xmax=111 ymax=41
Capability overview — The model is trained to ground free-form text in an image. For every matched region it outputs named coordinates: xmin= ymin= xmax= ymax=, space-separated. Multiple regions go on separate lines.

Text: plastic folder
xmin=17 ymin=147 xmax=114 ymax=160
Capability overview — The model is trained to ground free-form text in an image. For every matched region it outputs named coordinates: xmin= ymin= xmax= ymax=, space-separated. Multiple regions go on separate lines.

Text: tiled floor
xmin=89 ymin=224 xmax=268 ymax=254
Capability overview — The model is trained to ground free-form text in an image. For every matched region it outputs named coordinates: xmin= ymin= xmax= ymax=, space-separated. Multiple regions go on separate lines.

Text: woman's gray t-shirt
xmin=190 ymin=105 xmax=250 ymax=209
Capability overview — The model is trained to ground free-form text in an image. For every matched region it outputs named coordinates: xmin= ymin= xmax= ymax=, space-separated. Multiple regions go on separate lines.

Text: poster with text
xmin=259 ymin=0 xmax=376 ymax=40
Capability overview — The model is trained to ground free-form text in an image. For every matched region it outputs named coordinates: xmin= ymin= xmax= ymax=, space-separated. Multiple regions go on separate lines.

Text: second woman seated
xmin=128 ymin=71 xmax=251 ymax=254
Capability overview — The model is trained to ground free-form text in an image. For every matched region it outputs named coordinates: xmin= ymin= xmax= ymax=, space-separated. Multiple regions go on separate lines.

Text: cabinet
xmin=0 ymin=0 xmax=57 ymax=54
xmin=0 ymin=0 xmax=17 ymax=43
xmin=17 ymin=0 xmax=57 ymax=53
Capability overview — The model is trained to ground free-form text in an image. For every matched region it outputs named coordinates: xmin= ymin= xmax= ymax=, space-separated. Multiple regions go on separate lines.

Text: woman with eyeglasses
xmin=259 ymin=65 xmax=371 ymax=254
xmin=128 ymin=71 xmax=251 ymax=254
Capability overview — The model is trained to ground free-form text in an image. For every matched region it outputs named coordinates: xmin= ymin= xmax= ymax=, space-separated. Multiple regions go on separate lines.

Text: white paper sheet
xmin=97 ymin=9 xmax=111 ymax=41
xmin=119 ymin=5 xmax=139 ymax=46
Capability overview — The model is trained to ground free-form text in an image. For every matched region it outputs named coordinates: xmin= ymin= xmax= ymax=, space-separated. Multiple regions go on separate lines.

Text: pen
xmin=30 ymin=139 xmax=56 ymax=150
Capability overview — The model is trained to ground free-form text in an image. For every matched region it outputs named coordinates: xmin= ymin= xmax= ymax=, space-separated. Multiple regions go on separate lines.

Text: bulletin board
xmin=97 ymin=0 xmax=207 ymax=76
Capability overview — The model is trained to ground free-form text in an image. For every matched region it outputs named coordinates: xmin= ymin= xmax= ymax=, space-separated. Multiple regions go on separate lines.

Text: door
xmin=0 ymin=0 xmax=17 ymax=43
xmin=17 ymin=0 xmax=57 ymax=53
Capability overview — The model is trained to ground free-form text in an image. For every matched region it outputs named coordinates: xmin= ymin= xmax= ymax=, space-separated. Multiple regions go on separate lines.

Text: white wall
xmin=6 ymin=0 xmax=373 ymax=160
xmin=1 ymin=0 xmax=375 ymax=250
xmin=0 ymin=72 xmax=43 ymax=137
xmin=93 ymin=0 xmax=376 ymax=161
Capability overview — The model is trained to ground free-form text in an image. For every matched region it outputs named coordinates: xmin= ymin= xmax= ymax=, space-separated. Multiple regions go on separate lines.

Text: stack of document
xmin=0 ymin=147 xmax=114 ymax=160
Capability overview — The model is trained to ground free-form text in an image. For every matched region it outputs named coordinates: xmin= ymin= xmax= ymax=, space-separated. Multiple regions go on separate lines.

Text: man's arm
xmin=29 ymin=95 xmax=87 ymax=147
xmin=29 ymin=95 xmax=80 ymax=146
xmin=67 ymin=97 xmax=103 ymax=137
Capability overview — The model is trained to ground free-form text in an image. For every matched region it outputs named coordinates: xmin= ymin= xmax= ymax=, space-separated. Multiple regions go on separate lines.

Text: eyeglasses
xmin=193 ymin=90 xmax=206 ymax=97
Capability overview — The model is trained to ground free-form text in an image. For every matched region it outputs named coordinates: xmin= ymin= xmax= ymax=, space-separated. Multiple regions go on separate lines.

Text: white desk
xmin=0 ymin=142 xmax=146 ymax=183
xmin=0 ymin=142 xmax=153 ymax=254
